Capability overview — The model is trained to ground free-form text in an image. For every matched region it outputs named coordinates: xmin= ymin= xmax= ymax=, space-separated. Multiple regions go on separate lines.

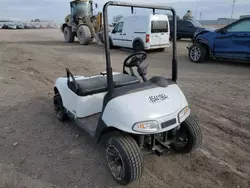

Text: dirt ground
xmin=0 ymin=29 xmax=249 ymax=188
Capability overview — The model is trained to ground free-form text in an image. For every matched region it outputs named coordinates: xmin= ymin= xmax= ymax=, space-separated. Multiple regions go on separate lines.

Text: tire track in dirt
xmin=0 ymin=163 xmax=61 ymax=188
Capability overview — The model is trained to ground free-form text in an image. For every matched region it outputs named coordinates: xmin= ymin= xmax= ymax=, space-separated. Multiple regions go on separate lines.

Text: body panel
xmin=55 ymin=74 xmax=189 ymax=135
xmin=214 ymin=33 xmax=234 ymax=58
xmin=102 ymin=84 xmax=189 ymax=134
xmin=55 ymin=72 xmax=122 ymax=118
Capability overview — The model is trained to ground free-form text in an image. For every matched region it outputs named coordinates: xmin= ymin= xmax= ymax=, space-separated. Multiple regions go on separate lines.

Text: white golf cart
xmin=53 ymin=1 xmax=202 ymax=185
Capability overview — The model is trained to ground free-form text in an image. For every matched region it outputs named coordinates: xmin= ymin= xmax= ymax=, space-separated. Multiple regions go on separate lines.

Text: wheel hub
xmin=190 ymin=46 xmax=201 ymax=61
xmin=106 ymin=145 xmax=125 ymax=181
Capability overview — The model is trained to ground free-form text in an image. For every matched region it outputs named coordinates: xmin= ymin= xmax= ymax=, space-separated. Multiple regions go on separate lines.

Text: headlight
xmin=178 ymin=106 xmax=190 ymax=122
xmin=133 ymin=121 xmax=159 ymax=133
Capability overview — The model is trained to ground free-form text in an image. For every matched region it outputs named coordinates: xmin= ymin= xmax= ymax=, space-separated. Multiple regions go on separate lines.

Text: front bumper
xmin=145 ymin=43 xmax=170 ymax=50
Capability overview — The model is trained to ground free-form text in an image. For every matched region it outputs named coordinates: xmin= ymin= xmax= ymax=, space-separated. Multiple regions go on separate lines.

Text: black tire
xmin=133 ymin=41 xmax=144 ymax=52
xmin=98 ymin=32 xmax=104 ymax=43
xmin=171 ymin=116 xmax=202 ymax=153
xmin=105 ymin=135 xmax=143 ymax=185
xmin=53 ymin=93 xmax=68 ymax=121
xmin=77 ymin=25 xmax=91 ymax=45
xmin=109 ymin=38 xmax=114 ymax=49
xmin=188 ymin=43 xmax=207 ymax=63
xmin=64 ymin=26 xmax=75 ymax=43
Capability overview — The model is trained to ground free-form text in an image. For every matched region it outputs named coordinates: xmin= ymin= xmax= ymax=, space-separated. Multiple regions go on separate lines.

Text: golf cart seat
xmin=66 ymin=69 xmax=140 ymax=96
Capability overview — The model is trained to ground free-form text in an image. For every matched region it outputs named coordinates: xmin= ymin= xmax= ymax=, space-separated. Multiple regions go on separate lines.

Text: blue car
xmin=188 ymin=17 xmax=250 ymax=63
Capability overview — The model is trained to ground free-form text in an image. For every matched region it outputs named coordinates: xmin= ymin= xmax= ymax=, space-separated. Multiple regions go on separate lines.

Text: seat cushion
xmin=70 ymin=74 xmax=140 ymax=96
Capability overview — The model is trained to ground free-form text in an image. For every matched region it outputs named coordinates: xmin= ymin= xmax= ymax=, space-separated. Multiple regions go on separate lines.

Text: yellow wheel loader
xmin=61 ymin=0 xmax=102 ymax=45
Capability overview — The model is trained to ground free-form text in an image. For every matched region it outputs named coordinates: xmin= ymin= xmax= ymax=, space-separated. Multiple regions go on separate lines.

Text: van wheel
xmin=189 ymin=43 xmax=207 ymax=63
xmin=133 ymin=41 xmax=143 ymax=52
xmin=106 ymin=135 xmax=143 ymax=185
xmin=109 ymin=38 xmax=114 ymax=49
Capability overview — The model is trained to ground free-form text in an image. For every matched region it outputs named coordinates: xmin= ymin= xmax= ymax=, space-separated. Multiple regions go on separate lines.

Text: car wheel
xmin=105 ymin=135 xmax=143 ymax=185
xmin=171 ymin=116 xmax=202 ymax=153
xmin=188 ymin=43 xmax=207 ymax=63
xmin=133 ymin=41 xmax=144 ymax=52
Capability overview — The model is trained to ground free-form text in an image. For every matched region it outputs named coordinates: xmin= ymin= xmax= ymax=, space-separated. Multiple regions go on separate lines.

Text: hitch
xmin=150 ymin=134 xmax=171 ymax=156
xmin=152 ymin=145 xmax=165 ymax=156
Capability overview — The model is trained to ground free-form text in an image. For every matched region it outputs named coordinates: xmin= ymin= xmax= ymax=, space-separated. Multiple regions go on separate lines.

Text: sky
xmin=0 ymin=0 xmax=249 ymax=22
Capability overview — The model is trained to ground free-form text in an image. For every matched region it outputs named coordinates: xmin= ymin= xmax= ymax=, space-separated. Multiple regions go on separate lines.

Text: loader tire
xmin=77 ymin=25 xmax=91 ymax=45
xmin=64 ymin=26 xmax=75 ymax=43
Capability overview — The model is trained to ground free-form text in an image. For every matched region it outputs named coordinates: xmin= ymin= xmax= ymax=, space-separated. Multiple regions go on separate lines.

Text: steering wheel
xmin=123 ymin=51 xmax=147 ymax=68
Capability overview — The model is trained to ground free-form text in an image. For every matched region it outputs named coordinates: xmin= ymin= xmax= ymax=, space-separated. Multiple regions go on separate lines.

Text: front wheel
xmin=77 ymin=25 xmax=91 ymax=45
xmin=189 ymin=43 xmax=207 ymax=63
xmin=171 ymin=116 xmax=202 ymax=153
xmin=105 ymin=135 xmax=143 ymax=185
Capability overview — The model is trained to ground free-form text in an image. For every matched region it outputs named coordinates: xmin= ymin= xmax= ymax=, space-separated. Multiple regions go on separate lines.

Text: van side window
xmin=113 ymin=22 xmax=124 ymax=33
xmin=151 ymin=21 xmax=168 ymax=33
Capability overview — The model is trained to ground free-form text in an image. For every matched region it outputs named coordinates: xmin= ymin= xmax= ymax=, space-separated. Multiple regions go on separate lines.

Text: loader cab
xmin=70 ymin=0 xmax=94 ymax=20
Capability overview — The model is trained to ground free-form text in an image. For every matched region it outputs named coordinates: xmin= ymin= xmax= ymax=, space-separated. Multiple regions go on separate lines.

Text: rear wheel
xmin=64 ymin=26 xmax=75 ymax=43
xmin=77 ymin=25 xmax=91 ymax=45
xmin=171 ymin=116 xmax=202 ymax=153
xmin=53 ymin=93 xmax=68 ymax=121
xmin=133 ymin=41 xmax=144 ymax=52
xmin=105 ymin=135 xmax=143 ymax=185
xmin=189 ymin=43 xmax=207 ymax=63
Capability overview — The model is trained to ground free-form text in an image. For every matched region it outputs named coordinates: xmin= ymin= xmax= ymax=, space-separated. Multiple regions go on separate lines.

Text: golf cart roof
xmin=102 ymin=1 xmax=178 ymax=94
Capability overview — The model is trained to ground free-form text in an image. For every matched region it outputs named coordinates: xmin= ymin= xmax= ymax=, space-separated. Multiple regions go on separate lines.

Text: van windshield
xmin=151 ymin=21 xmax=168 ymax=33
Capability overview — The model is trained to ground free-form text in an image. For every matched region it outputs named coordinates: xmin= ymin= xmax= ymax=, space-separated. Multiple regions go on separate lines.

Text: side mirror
xmin=112 ymin=29 xmax=116 ymax=34
xmin=220 ymin=28 xmax=227 ymax=34
xmin=189 ymin=24 xmax=193 ymax=28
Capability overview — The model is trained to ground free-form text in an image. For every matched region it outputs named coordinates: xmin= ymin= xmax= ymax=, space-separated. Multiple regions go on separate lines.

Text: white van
xmin=109 ymin=14 xmax=170 ymax=51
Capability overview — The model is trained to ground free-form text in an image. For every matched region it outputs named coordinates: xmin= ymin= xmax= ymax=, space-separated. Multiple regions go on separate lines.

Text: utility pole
xmin=230 ymin=0 xmax=236 ymax=19
xmin=200 ymin=11 xmax=202 ymax=24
